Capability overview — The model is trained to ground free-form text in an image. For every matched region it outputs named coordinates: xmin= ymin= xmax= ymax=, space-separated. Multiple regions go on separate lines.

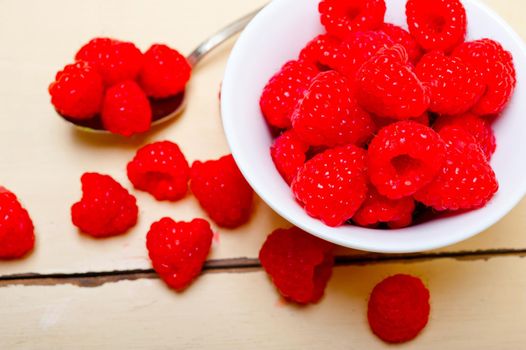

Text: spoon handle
xmin=186 ymin=6 xmax=264 ymax=67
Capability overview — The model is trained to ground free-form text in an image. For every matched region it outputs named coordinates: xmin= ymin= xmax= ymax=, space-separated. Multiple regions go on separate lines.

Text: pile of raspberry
xmin=261 ymin=0 xmax=516 ymax=229
xmin=48 ymin=38 xmax=191 ymax=136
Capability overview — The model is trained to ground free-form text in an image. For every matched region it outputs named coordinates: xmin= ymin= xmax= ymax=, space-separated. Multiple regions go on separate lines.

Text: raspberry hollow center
xmin=391 ymin=155 xmax=423 ymax=178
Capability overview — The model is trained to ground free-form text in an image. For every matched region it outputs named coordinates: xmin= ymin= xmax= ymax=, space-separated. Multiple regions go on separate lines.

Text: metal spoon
xmin=61 ymin=7 xmax=263 ymax=132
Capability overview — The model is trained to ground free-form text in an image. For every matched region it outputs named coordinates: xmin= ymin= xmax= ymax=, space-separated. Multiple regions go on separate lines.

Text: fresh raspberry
xmin=452 ymin=39 xmax=516 ymax=116
xmin=291 ymin=145 xmax=368 ymax=227
xmin=319 ymin=0 xmax=386 ymax=39
xmin=260 ymin=60 xmax=318 ymax=129
xmin=270 ymin=130 xmax=309 ymax=185
xmin=353 ymin=186 xmax=415 ymax=228
xmin=299 ymin=34 xmax=340 ymax=70
xmin=414 ymin=127 xmax=498 ymax=211
xmin=415 ymin=51 xmax=484 ymax=115
xmin=374 ymin=112 xmax=430 ymax=129
xmin=0 ymin=187 xmax=35 ymax=259
xmin=291 ymin=70 xmax=376 ymax=147
xmin=356 ymin=45 xmax=430 ymax=119
xmin=406 ymin=0 xmax=466 ymax=52
xmin=379 ymin=23 xmax=422 ymax=63
xmin=49 ymin=61 xmax=104 ymax=119
xmin=190 ymin=155 xmax=254 ymax=228
xmin=368 ymin=121 xmax=446 ymax=199
xmin=71 ymin=173 xmax=138 ymax=237
xmin=101 ymin=80 xmax=152 ymax=136
xmin=138 ymin=44 xmax=192 ymax=98
xmin=147 ymin=217 xmax=213 ymax=291
xmin=368 ymin=274 xmax=430 ymax=343
xmin=127 ymin=141 xmax=190 ymax=201
xmin=75 ymin=37 xmax=143 ymax=86
xmin=259 ymin=227 xmax=334 ymax=304
xmin=433 ymin=113 xmax=496 ymax=160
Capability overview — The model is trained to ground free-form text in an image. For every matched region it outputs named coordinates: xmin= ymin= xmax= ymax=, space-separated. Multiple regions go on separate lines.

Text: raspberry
xmin=368 ymin=274 xmax=430 ymax=343
xmin=0 ymin=187 xmax=35 ymax=259
xmin=406 ymin=0 xmax=466 ymax=52
xmin=127 ymin=141 xmax=190 ymax=201
xmin=291 ymin=70 xmax=376 ymax=147
xmin=356 ymin=45 xmax=430 ymax=119
xmin=368 ymin=121 xmax=446 ymax=199
xmin=147 ymin=217 xmax=213 ymax=291
xmin=452 ymin=39 xmax=516 ymax=116
xmin=101 ymin=80 xmax=152 ymax=136
xmin=71 ymin=173 xmax=138 ymax=237
xmin=374 ymin=112 xmax=430 ymax=129
xmin=138 ymin=44 xmax=192 ymax=98
xmin=260 ymin=60 xmax=318 ymax=129
xmin=414 ymin=127 xmax=498 ymax=211
xmin=259 ymin=227 xmax=334 ymax=304
xmin=379 ymin=23 xmax=422 ymax=63
xmin=299 ymin=34 xmax=340 ymax=70
xmin=75 ymin=37 xmax=143 ymax=86
xmin=190 ymin=155 xmax=254 ymax=228
xmin=291 ymin=145 xmax=368 ymax=226
xmin=319 ymin=0 xmax=386 ymax=39
xmin=270 ymin=130 xmax=309 ymax=185
xmin=415 ymin=51 xmax=484 ymax=115
xmin=353 ymin=186 xmax=415 ymax=228
xmin=49 ymin=61 xmax=104 ymax=119
xmin=433 ymin=113 xmax=496 ymax=160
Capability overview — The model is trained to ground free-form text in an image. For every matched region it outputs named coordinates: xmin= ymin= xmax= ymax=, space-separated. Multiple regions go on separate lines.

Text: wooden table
xmin=0 ymin=0 xmax=525 ymax=348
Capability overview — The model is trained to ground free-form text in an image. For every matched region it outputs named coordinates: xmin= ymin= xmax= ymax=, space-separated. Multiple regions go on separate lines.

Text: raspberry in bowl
xmin=221 ymin=0 xmax=526 ymax=253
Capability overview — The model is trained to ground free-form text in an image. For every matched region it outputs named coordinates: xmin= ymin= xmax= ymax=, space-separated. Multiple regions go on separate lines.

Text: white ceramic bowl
xmin=221 ymin=0 xmax=526 ymax=253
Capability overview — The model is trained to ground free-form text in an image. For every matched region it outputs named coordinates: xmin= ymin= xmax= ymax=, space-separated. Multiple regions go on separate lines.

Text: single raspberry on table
xmin=291 ymin=145 xmax=368 ymax=227
xmin=260 ymin=60 xmax=319 ymax=129
xmin=75 ymin=37 xmax=143 ymax=86
xmin=259 ymin=227 xmax=334 ymax=304
xmin=379 ymin=23 xmax=422 ymax=63
xmin=299 ymin=34 xmax=340 ymax=70
xmin=270 ymin=130 xmax=309 ymax=185
xmin=49 ymin=61 xmax=104 ymax=119
xmin=368 ymin=274 xmax=430 ymax=343
xmin=0 ymin=187 xmax=35 ymax=259
xmin=355 ymin=45 xmax=430 ymax=119
xmin=127 ymin=141 xmax=190 ymax=201
xmin=291 ymin=70 xmax=376 ymax=147
xmin=139 ymin=44 xmax=192 ymax=99
xmin=368 ymin=121 xmax=445 ymax=199
xmin=147 ymin=217 xmax=213 ymax=291
xmin=101 ymin=80 xmax=152 ymax=136
xmin=373 ymin=112 xmax=430 ymax=130
xmin=406 ymin=0 xmax=466 ymax=52
xmin=71 ymin=173 xmax=138 ymax=238
xmin=190 ymin=155 xmax=254 ymax=228
xmin=319 ymin=0 xmax=386 ymax=39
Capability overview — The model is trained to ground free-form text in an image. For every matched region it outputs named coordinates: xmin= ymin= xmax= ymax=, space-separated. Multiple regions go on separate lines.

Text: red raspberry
xmin=292 ymin=70 xmax=376 ymax=147
xmin=433 ymin=113 xmax=496 ymax=160
xmin=368 ymin=274 xmax=430 ymax=343
xmin=406 ymin=0 xmax=466 ymax=52
xmin=368 ymin=121 xmax=446 ymax=199
xmin=260 ymin=60 xmax=318 ymax=129
xmin=127 ymin=141 xmax=190 ymax=201
xmin=319 ymin=0 xmax=386 ymax=39
xmin=139 ymin=44 xmax=192 ymax=98
xmin=0 ymin=187 xmax=35 ymax=259
xmin=291 ymin=145 xmax=368 ymax=227
xmin=259 ymin=227 xmax=334 ymax=304
xmin=190 ymin=155 xmax=254 ymax=228
xmin=147 ymin=217 xmax=213 ymax=291
xmin=415 ymin=51 xmax=484 ymax=115
xmin=49 ymin=61 xmax=104 ymax=119
xmin=75 ymin=37 xmax=143 ymax=86
xmin=270 ymin=130 xmax=309 ymax=185
xmin=379 ymin=23 xmax=422 ymax=63
xmin=374 ymin=112 xmax=430 ymax=129
xmin=299 ymin=34 xmax=340 ymax=70
xmin=356 ymin=45 xmax=430 ymax=119
xmin=71 ymin=173 xmax=138 ymax=237
xmin=452 ymin=39 xmax=516 ymax=116
xmin=353 ymin=186 xmax=415 ymax=228
xmin=414 ymin=127 xmax=498 ymax=211
xmin=101 ymin=80 xmax=152 ymax=136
